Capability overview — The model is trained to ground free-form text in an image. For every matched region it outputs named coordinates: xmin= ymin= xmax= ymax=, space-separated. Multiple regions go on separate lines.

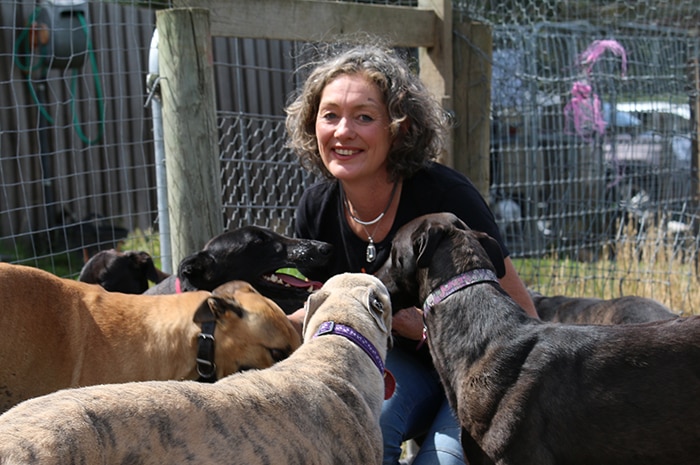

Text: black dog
xmin=375 ymin=212 xmax=700 ymax=465
xmin=530 ymin=290 xmax=679 ymax=324
xmin=79 ymin=249 xmax=170 ymax=294
xmin=146 ymin=225 xmax=333 ymax=314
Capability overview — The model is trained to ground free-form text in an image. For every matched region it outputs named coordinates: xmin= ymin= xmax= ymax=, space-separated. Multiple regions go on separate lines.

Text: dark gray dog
xmin=375 ymin=212 xmax=700 ymax=465
xmin=530 ymin=290 xmax=679 ymax=324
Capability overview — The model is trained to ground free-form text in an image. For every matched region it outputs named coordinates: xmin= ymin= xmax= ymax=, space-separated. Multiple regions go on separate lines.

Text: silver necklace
xmin=341 ymin=183 xmax=398 ymax=263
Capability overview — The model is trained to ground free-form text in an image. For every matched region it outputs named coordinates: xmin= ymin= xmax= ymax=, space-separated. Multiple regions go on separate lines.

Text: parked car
xmin=490 ymin=100 xmax=693 ymax=256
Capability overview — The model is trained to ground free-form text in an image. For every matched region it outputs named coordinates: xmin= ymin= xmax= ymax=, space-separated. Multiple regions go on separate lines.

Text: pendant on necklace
xmin=366 ymin=239 xmax=377 ymax=263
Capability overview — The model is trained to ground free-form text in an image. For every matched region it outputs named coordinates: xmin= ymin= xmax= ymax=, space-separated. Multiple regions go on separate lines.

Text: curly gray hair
xmin=285 ymin=40 xmax=450 ymax=182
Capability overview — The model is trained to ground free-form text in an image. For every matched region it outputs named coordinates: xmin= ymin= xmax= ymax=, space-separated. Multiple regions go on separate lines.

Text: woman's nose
xmin=335 ymin=117 xmax=355 ymax=138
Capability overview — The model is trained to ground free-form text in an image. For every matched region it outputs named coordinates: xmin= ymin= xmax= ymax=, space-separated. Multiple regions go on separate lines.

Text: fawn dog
xmin=0 ymin=263 xmax=300 ymax=413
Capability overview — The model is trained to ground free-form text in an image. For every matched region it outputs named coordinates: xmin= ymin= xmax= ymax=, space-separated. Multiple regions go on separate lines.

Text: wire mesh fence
xmin=1 ymin=1 xmax=160 ymax=275
xmin=1 ymin=1 xmax=698 ymax=312
xmin=218 ymin=113 xmax=314 ymax=236
xmin=470 ymin=8 xmax=700 ymax=312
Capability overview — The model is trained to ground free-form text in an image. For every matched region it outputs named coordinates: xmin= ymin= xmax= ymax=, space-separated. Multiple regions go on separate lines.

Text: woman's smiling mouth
xmin=335 ymin=148 xmax=358 ymax=156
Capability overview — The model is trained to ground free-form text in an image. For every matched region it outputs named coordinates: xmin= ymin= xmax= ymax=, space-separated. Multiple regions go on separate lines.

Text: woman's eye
xmin=358 ymin=114 xmax=374 ymax=123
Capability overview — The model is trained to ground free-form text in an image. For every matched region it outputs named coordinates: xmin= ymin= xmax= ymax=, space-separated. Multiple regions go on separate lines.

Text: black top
xmin=295 ymin=161 xmax=508 ymax=282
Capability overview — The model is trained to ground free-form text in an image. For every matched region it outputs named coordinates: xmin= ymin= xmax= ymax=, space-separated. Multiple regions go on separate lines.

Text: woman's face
xmin=315 ymin=73 xmax=393 ymax=184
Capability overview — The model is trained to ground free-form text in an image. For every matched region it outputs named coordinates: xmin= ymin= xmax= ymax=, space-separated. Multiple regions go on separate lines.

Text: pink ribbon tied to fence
xmin=564 ymin=39 xmax=627 ymax=141
xmin=579 ymin=39 xmax=627 ymax=77
xmin=563 ymin=81 xmax=606 ymax=139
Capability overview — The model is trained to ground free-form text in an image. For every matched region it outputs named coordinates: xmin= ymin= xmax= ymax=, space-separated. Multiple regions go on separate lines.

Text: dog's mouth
xmin=261 ymin=268 xmax=323 ymax=293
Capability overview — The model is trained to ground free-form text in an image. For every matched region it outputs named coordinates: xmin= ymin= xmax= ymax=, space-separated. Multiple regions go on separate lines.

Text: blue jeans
xmin=381 ymin=347 xmax=466 ymax=465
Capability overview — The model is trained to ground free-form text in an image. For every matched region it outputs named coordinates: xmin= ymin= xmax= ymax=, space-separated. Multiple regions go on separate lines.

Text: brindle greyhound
xmin=0 ymin=273 xmax=391 ymax=465
xmin=530 ymin=290 xmax=679 ymax=325
xmin=375 ymin=212 xmax=700 ymax=465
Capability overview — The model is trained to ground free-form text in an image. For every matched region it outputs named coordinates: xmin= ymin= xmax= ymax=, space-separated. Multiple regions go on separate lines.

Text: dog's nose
xmin=318 ymin=242 xmax=333 ymax=257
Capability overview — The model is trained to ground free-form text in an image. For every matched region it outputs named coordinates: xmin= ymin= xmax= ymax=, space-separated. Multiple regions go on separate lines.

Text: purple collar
xmin=423 ymin=268 xmax=499 ymax=314
xmin=314 ymin=321 xmax=384 ymax=375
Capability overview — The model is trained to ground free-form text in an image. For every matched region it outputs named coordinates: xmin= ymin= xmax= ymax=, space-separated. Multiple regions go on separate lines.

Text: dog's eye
xmin=269 ymin=348 xmax=290 ymax=362
xmin=370 ymin=295 xmax=384 ymax=312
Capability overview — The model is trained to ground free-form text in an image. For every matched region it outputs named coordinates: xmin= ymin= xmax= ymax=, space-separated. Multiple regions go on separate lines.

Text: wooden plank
xmin=418 ymin=0 xmax=453 ymax=166
xmin=452 ymin=20 xmax=492 ymax=197
xmin=174 ymin=0 xmax=436 ymax=48
xmin=690 ymin=57 xmax=700 ymax=205
xmin=157 ymin=8 xmax=224 ymax=265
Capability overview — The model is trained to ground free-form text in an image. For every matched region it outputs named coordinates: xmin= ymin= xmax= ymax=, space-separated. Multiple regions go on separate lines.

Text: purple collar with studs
xmin=314 ymin=321 xmax=384 ymax=375
xmin=423 ymin=268 xmax=499 ymax=315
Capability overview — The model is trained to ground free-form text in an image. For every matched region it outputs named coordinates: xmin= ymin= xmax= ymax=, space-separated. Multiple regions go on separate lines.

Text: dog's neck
xmin=423 ymin=268 xmax=499 ymax=314
xmin=313 ymin=321 xmax=385 ymax=375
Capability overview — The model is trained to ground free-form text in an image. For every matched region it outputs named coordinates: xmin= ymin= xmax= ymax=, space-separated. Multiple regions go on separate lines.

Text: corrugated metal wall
xmin=0 ymin=1 xmax=298 ymax=273
xmin=1 ymin=2 xmax=158 ymax=267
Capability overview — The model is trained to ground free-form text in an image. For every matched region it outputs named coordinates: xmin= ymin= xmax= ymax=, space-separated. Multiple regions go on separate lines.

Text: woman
xmin=285 ymin=40 xmax=537 ymax=465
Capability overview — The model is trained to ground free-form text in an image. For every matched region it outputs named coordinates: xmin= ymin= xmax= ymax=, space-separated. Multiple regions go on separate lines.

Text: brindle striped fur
xmin=376 ymin=212 xmax=700 ymax=465
xmin=529 ymin=290 xmax=679 ymax=324
xmin=0 ymin=273 xmax=391 ymax=465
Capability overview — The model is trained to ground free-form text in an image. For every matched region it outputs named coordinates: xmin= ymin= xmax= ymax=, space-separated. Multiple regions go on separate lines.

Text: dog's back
xmin=531 ymin=292 xmax=678 ymax=324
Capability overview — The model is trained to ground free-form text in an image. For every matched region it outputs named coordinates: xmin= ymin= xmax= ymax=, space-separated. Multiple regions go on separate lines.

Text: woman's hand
xmin=392 ymin=306 xmax=425 ymax=341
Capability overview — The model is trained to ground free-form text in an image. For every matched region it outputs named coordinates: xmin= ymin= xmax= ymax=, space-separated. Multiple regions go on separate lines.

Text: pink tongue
xmin=275 ymin=273 xmax=323 ymax=290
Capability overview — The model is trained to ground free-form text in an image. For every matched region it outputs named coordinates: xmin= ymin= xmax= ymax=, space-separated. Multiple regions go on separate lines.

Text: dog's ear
xmin=362 ymin=286 xmax=391 ymax=335
xmin=126 ymin=251 xmax=149 ymax=268
xmin=302 ymin=290 xmax=329 ymax=337
xmin=414 ymin=221 xmax=447 ymax=269
xmin=450 ymin=214 xmax=469 ymax=231
xmin=193 ymin=296 xmax=245 ymax=324
xmin=179 ymin=251 xmax=216 ymax=285
xmin=148 ymin=265 xmax=170 ymax=284
xmin=139 ymin=252 xmax=169 ymax=284
xmin=475 ymin=232 xmax=507 ymax=278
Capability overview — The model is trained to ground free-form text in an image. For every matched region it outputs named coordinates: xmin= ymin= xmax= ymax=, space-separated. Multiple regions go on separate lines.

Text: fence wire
xmin=1 ymin=1 xmax=698 ymax=312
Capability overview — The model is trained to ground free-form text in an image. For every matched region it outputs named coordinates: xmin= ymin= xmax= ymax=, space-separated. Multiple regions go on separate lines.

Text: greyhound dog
xmin=79 ymin=249 xmax=170 ymax=293
xmin=375 ymin=212 xmax=700 ymax=465
xmin=0 ymin=273 xmax=392 ymax=465
xmin=0 ymin=263 xmax=301 ymax=413
xmin=145 ymin=225 xmax=333 ymax=313
xmin=530 ymin=290 xmax=679 ymax=324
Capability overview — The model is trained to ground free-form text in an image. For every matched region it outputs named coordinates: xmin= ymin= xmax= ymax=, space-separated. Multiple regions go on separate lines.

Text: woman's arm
xmin=500 ymin=257 xmax=538 ymax=318
xmin=287 ymin=307 xmax=306 ymax=339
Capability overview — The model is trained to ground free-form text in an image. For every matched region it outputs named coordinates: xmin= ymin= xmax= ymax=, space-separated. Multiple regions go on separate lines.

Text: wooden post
xmin=687 ymin=57 xmax=700 ymax=277
xmin=157 ymin=8 xmax=223 ymax=266
xmin=452 ymin=20 xmax=492 ymax=197
xmin=690 ymin=57 xmax=700 ymax=203
xmin=418 ymin=0 xmax=453 ymax=167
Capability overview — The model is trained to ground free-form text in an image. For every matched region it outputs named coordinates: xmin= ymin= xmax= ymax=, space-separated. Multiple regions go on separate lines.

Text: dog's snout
xmin=288 ymin=240 xmax=334 ymax=264
xmin=318 ymin=241 xmax=333 ymax=257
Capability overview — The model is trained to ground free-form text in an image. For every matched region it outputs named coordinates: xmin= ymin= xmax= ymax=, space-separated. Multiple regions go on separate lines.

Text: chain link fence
xmin=1 ymin=1 xmax=698 ymax=311
xmin=455 ymin=1 xmax=699 ymax=311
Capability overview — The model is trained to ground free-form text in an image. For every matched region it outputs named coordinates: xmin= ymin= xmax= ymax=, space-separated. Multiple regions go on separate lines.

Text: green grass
xmin=120 ymin=228 xmax=165 ymax=270
xmin=0 ymin=228 xmax=165 ymax=279
xmin=4 ymin=222 xmax=698 ymax=315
